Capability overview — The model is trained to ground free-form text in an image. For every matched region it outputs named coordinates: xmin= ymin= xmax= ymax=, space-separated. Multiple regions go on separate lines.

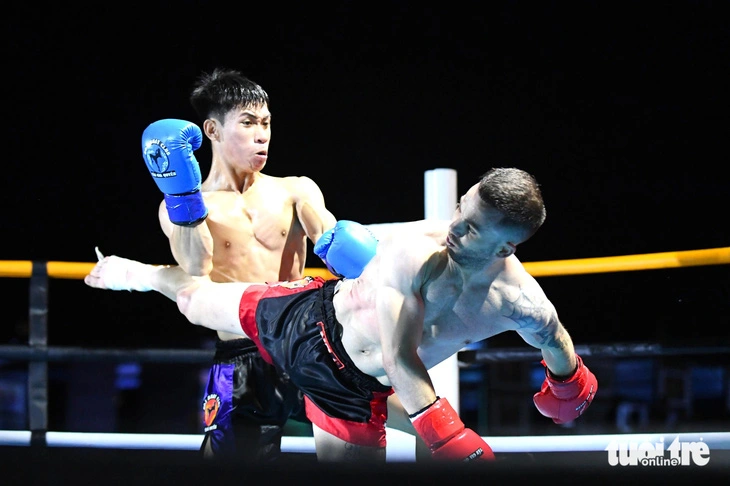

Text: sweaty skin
xmin=158 ymin=104 xmax=337 ymax=341
xmin=147 ymin=85 xmax=338 ymax=461
xmin=85 ymin=170 xmax=584 ymax=463
xmin=98 ymin=182 xmax=576 ymax=417
xmin=333 ymin=220 xmax=574 ymax=414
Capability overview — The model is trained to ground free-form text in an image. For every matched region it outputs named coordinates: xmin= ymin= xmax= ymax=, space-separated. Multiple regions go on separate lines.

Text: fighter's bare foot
xmin=84 ymin=250 xmax=158 ymax=292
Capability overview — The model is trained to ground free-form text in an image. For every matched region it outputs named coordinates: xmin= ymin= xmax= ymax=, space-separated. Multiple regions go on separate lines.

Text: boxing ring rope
xmin=3 ymin=249 xmax=729 ymax=458
xmin=2 ymin=246 xmax=728 ymax=281
xmin=3 ymin=341 xmax=730 ymax=364
xmin=2 ymin=167 xmax=730 ymax=459
xmin=2 ymin=429 xmax=728 ymax=456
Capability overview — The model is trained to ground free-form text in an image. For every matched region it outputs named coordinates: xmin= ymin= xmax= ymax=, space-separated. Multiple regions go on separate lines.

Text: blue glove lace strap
xmin=164 ymin=192 xmax=208 ymax=226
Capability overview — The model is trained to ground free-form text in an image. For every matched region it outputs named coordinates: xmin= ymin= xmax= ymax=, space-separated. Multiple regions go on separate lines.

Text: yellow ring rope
xmin=0 ymin=260 xmax=336 ymax=280
xmin=0 ymin=247 xmax=728 ymax=279
xmin=522 ymin=247 xmax=730 ymax=277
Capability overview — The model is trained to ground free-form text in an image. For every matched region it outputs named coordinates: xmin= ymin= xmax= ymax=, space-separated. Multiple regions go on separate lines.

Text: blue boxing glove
xmin=142 ymin=119 xmax=208 ymax=226
xmin=314 ymin=220 xmax=378 ymax=279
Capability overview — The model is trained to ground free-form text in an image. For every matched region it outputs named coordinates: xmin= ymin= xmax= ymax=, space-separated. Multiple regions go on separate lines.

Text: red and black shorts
xmin=238 ymin=277 xmax=394 ymax=447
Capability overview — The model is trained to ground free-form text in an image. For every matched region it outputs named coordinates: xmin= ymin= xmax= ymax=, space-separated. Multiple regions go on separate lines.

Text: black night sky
xmin=3 ymin=2 xmax=729 ymax=348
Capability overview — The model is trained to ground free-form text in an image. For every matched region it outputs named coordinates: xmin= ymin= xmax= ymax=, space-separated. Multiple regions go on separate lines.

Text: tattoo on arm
xmin=505 ymin=287 xmax=564 ymax=349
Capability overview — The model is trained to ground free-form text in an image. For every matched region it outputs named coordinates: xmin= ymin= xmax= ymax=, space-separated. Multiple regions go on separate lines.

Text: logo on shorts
xmin=143 ymin=139 xmax=177 ymax=178
xmin=203 ymin=393 xmax=221 ymax=428
xmin=317 ymin=321 xmax=345 ymax=370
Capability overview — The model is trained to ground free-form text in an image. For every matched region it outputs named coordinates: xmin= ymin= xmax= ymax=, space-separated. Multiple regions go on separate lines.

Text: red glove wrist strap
xmin=408 ymin=396 xmax=440 ymax=418
xmin=547 ymin=365 xmax=577 ymax=382
xmin=543 ymin=355 xmax=587 ymax=399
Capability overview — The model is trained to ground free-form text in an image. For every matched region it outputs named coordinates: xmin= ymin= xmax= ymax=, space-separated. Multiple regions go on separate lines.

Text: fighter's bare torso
xmin=202 ymin=181 xmax=307 ymax=283
xmin=198 ymin=174 xmax=311 ymax=339
xmin=333 ymin=228 xmax=539 ymax=385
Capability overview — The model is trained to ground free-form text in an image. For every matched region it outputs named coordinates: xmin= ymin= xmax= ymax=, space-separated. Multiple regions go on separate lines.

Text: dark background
xmin=3 ymin=2 xmax=728 ymax=349
xmin=0 ymin=4 xmax=729 ymax=472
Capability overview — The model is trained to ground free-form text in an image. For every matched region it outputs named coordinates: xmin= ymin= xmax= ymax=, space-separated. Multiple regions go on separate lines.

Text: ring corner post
xmin=423 ymin=168 xmax=460 ymax=413
xmin=28 ymin=261 xmax=49 ymax=448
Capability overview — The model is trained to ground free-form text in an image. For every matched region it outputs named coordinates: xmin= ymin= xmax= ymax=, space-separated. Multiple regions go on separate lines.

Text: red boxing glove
xmin=411 ymin=397 xmax=495 ymax=462
xmin=533 ymin=354 xmax=598 ymax=424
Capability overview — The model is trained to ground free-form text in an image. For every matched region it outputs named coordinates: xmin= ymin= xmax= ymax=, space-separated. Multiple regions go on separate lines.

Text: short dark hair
xmin=478 ymin=167 xmax=547 ymax=241
xmin=189 ymin=68 xmax=270 ymax=123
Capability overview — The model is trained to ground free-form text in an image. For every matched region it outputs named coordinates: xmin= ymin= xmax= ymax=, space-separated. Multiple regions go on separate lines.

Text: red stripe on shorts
xmin=238 ymin=284 xmax=274 ymax=365
xmin=304 ymin=390 xmax=393 ymax=448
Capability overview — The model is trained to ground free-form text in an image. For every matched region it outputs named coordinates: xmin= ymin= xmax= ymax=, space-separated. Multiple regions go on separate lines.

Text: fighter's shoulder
xmin=365 ymin=220 xmax=449 ymax=242
xmin=498 ymin=256 xmax=553 ymax=311
xmin=378 ymin=230 xmax=444 ymax=273
xmin=371 ymin=240 xmax=438 ymax=293
xmin=264 ymin=175 xmax=323 ymax=201
xmin=277 ymin=174 xmax=322 ymax=190
xmin=502 ymin=254 xmax=540 ymax=287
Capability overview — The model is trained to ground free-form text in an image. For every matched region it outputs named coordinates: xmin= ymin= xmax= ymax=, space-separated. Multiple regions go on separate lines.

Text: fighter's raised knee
xmin=175 ymin=284 xmax=199 ymax=321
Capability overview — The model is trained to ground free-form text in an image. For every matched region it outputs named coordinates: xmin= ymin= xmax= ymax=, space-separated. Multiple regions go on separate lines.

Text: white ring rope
xmin=2 ymin=429 xmax=729 ymax=461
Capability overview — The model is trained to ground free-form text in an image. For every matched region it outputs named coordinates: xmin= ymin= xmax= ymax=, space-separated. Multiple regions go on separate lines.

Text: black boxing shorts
xmin=238 ymin=276 xmax=394 ymax=447
xmin=200 ymin=338 xmax=306 ymax=458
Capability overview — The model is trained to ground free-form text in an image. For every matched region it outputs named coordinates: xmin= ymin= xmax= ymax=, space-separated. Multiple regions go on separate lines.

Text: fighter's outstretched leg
xmin=311 ymin=423 xmax=386 ymax=463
